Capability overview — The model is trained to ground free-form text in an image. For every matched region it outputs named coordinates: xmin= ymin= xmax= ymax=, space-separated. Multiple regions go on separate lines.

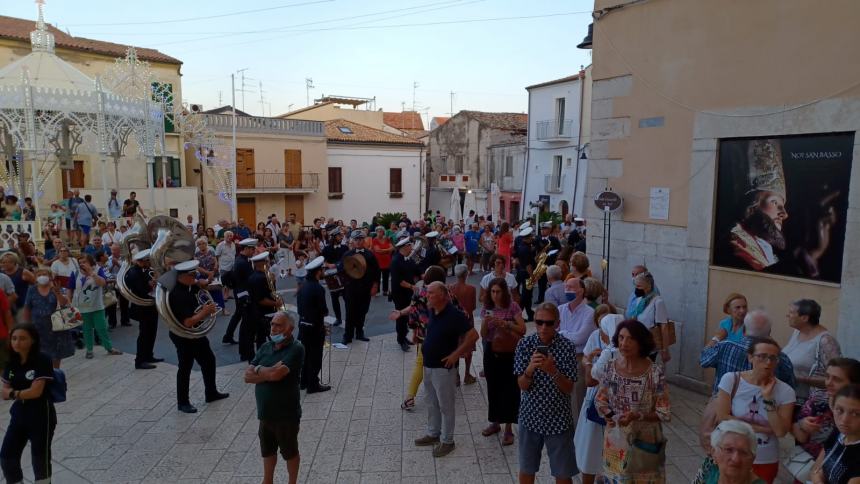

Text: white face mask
xmin=36 ymin=275 xmax=50 ymax=286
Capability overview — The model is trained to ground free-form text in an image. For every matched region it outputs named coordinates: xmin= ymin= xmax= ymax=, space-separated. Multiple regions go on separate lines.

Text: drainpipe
xmin=418 ymin=145 xmax=425 ymax=217
xmin=572 ymin=67 xmax=586 ymax=215
xmin=520 ymin=88 xmax=531 ymax=220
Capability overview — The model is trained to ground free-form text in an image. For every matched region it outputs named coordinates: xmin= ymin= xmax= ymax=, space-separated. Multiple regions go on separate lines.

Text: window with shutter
xmin=389 ymin=168 xmax=402 ymax=198
xmin=328 ymin=167 xmax=342 ymax=198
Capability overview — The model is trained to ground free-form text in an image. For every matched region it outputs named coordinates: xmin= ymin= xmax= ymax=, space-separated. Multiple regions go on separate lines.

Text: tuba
xmin=407 ymin=236 xmax=425 ymax=265
xmin=148 ymin=216 xmax=220 ymax=338
xmin=116 ymin=214 xmax=154 ymax=307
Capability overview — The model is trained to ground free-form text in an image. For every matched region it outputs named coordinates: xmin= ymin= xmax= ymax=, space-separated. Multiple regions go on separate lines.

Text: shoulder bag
xmin=586 ymin=338 xmax=610 ymax=426
xmin=699 ymin=371 xmax=741 ymax=452
xmin=625 ymin=366 xmax=667 ymax=473
xmin=50 ymin=368 xmax=67 ymax=403
xmin=51 ymin=288 xmax=83 ymax=331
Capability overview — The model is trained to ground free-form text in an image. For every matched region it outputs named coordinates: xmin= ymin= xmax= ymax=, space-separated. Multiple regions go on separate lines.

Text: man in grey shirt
xmin=543 ymin=265 xmax=566 ymax=307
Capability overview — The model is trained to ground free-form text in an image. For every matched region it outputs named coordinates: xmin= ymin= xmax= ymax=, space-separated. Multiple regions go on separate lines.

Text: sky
xmin=4 ymin=0 xmax=594 ymax=123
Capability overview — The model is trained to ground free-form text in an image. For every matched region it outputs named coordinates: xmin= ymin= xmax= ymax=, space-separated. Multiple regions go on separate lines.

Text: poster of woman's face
xmin=712 ymin=133 xmax=854 ymax=283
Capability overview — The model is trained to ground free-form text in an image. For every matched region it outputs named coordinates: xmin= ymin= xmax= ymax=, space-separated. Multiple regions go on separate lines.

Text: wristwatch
xmin=762 ymin=398 xmax=776 ymax=412
xmin=254 ymin=365 xmax=262 ymax=375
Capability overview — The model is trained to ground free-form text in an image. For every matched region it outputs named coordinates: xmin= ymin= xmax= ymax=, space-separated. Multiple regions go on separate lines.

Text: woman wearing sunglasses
xmin=715 ymin=337 xmax=795 ymax=483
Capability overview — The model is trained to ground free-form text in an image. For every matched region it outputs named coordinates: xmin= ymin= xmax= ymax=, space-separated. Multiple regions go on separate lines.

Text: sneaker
xmin=414 ymin=435 xmax=440 ymax=447
xmin=85 ymin=352 xmax=94 ymax=359
xmin=432 ymin=442 xmax=455 ymax=457
xmin=107 ymin=349 xmax=123 ymax=356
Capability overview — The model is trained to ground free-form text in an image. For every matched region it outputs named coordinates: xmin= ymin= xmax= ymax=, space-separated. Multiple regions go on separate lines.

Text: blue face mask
xmin=565 ymin=292 xmax=577 ymax=302
xmin=270 ymin=333 xmax=286 ymax=344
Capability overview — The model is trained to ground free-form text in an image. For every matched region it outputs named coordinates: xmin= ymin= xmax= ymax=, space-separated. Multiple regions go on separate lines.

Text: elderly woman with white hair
xmin=574 ymin=310 xmax=622 ymax=484
xmin=694 ymin=420 xmax=766 ymax=484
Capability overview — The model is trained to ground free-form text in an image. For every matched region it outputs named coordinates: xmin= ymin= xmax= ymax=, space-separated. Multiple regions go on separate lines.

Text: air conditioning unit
xmin=190 ymin=103 xmax=203 ymax=113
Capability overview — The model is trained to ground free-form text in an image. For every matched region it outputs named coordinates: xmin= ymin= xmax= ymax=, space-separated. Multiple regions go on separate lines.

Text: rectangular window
xmin=389 ymin=168 xmax=402 ymax=193
xmin=152 ymin=82 xmax=174 ymax=133
xmin=505 ymin=155 xmax=514 ymax=177
xmin=328 ymin=167 xmax=342 ymax=193
xmin=150 ymin=156 xmax=181 ymax=187
xmin=455 ymin=155 xmax=464 ymax=174
xmin=553 ymin=155 xmax=563 ymax=178
xmin=555 ymin=97 xmax=566 ymax=135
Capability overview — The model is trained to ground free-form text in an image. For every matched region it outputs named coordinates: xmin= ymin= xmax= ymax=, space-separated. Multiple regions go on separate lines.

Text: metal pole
xmin=100 ymin=155 xmax=109 ymax=218
xmin=606 ymin=208 xmax=612 ymax=290
xmin=147 ymin=157 xmax=156 ymax=212
xmin=28 ymin=152 xmax=42 ymax=244
xmin=231 ymin=73 xmax=238 ymax=221
xmin=602 ymin=207 xmax=608 ymax=284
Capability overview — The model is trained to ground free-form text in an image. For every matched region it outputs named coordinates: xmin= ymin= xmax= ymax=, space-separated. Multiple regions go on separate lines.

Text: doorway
xmin=237 ymin=197 xmax=256 ymax=227
xmin=60 ymin=160 xmax=85 ymax=195
xmin=559 ymin=200 xmax=569 ymax=218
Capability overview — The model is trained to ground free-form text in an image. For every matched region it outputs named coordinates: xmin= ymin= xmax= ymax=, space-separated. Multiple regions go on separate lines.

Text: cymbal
xmin=343 ymin=254 xmax=367 ymax=279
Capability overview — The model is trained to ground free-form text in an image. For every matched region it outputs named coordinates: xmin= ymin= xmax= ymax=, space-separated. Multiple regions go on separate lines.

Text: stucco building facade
xmin=584 ymin=0 xmax=860 ymax=390
xmin=0 ymin=14 xmax=195 ymax=218
xmin=427 ymin=111 xmax=527 ymax=219
xmin=523 ymin=70 xmax=591 ymax=220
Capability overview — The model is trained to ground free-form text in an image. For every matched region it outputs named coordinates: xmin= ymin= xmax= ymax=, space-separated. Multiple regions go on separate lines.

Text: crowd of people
xmin=0 ymin=198 xmax=858 ymax=484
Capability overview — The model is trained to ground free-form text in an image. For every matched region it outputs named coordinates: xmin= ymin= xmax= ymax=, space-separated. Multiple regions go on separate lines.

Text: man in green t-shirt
xmin=244 ymin=312 xmax=305 ymax=484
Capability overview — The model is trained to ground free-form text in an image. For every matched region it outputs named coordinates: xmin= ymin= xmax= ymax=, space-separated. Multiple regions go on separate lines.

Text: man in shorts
xmin=244 ymin=312 xmax=304 ymax=484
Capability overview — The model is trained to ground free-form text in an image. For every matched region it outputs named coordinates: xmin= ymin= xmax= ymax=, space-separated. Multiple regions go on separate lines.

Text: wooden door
xmin=61 ymin=160 xmax=85 ymax=194
xmin=284 ymin=149 xmax=302 ymax=188
xmin=284 ymin=196 xmax=304 ymax=225
xmin=236 ymin=149 xmax=255 ymax=189
xmin=237 ymin=197 xmax=256 ymax=227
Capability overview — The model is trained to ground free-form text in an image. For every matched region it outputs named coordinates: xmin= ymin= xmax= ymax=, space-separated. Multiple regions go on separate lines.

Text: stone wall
xmin=585 ymin=73 xmax=860 ymax=390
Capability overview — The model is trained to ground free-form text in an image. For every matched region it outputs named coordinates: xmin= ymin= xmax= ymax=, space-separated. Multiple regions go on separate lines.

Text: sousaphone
xmin=116 ymin=214 xmax=154 ymax=307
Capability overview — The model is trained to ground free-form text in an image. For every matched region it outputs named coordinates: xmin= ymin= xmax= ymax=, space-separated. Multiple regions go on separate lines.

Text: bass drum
xmin=323 ymin=269 xmax=345 ymax=292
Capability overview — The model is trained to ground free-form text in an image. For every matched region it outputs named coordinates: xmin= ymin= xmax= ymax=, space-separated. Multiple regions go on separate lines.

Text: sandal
xmin=481 ymin=424 xmax=501 ymax=437
xmin=401 ymin=397 xmax=415 ymax=411
xmin=107 ymin=349 xmax=123 ymax=356
xmin=502 ymin=431 xmax=514 ymax=446
xmin=463 ymin=374 xmax=477 ymax=385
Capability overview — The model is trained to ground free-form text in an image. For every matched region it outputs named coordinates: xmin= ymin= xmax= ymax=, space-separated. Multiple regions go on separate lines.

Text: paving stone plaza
xmin=0 ymin=324 xmax=713 ymax=484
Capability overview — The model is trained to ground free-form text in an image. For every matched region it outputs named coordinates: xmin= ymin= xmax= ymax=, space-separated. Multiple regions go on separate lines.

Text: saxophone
xmin=525 ymin=243 xmax=551 ymax=290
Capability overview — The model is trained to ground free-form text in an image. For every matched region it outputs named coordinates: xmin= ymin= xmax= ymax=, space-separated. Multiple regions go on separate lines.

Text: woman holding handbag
xmin=23 ymin=268 xmax=75 ymax=368
xmin=68 ymin=254 xmax=122 ymax=359
xmin=595 ymin=319 xmax=671 ymax=484
xmin=479 ymin=277 xmax=525 ymax=446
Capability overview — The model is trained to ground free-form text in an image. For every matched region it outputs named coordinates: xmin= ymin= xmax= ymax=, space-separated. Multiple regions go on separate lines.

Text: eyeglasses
xmin=534 ymin=319 xmax=555 ymax=326
xmin=717 ymin=446 xmax=753 ymax=458
xmin=753 ymin=353 xmax=779 ymax=363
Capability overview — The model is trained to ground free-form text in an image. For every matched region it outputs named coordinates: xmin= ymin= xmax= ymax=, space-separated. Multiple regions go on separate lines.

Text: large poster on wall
xmin=712 ymin=133 xmax=854 ymax=283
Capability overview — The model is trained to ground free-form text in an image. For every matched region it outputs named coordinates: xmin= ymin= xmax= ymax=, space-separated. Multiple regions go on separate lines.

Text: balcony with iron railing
xmin=497 ymin=176 xmax=522 ymax=192
xmin=200 ymin=113 xmax=325 ymax=137
xmin=544 ymin=174 xmax=565 ymax=194
xmin=236 ymin=172 xmax=320 ymax=193
xmin=535 ymin=119 xmax=575 ymax=141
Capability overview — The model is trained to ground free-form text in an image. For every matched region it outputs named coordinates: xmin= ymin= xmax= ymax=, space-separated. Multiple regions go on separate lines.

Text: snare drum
xmin=323 ymin=269 xmax=345 ymax=292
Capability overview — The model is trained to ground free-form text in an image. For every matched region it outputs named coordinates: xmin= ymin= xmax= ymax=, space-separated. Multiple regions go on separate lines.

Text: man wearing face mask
xmin=167 ymin=260 xmax=229 ymax=413
xmin=296 ymin=256 xmax=330 ymax=393
xmin=245 ymin=312 xmax=304 ymax=484
xmin=557 ymin=276 xmax=594 ymax=429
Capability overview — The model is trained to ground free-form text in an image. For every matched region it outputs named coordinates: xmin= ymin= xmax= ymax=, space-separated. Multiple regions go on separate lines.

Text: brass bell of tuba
xmin=116 ymin=214 xmax=154 ymax=307
xmin=147 ymin=216 xmax=220 ymax=339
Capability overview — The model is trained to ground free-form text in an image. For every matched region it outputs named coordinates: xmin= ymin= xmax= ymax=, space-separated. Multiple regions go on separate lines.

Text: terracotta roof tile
xmin=461 ymin=111 xmax=528 ymax=132
xmin=325 ymin=119 xmax=424 ymax=146
xmin=0 ymin=15 xmax=181 ymax=65
xmin=202 ymin=105 xmax=251 ymax=116
xmin=525 ymin=73 xmax=583 ymax=90
xmin=383 ymin=111 xmax=424 ymax=130
xmin=432 ymin=116 xmax=450 ymax=126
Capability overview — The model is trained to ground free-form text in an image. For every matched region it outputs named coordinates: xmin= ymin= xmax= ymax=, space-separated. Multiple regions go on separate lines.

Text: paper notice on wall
xmin=649 ymin=187 xmax=670 ymax=220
